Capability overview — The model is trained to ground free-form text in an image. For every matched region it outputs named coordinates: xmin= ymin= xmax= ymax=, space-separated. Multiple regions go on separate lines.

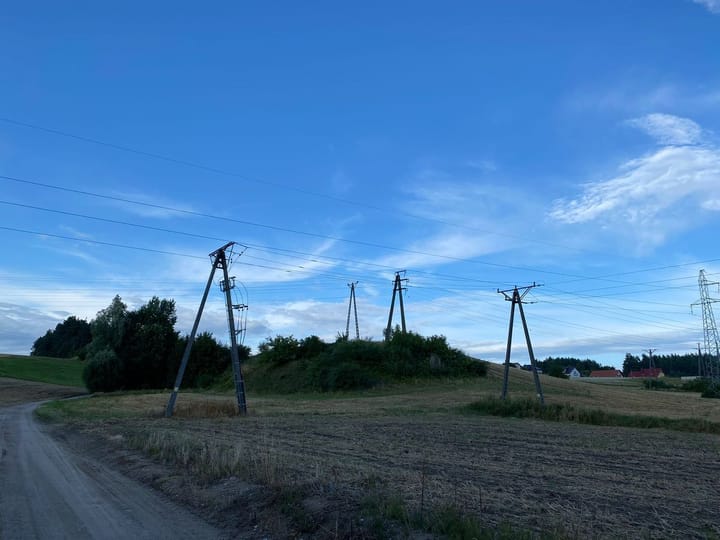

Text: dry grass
xmin=35 ymin=366 xmax=720 ymax=538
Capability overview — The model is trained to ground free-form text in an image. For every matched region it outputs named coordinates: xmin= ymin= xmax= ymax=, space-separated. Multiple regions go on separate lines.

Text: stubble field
xmin=35 ymin=366 xmax=720 ymax=538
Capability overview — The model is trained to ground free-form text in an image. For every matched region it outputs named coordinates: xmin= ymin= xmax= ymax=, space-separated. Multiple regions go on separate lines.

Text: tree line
xmin=31 ymin=295 xmax=244 ymax=392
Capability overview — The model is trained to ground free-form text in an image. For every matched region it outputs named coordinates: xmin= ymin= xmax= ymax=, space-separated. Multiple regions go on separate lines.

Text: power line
xmin=0 ymin=226 xmax=207 ymax=259
xmin=0 ymin=116 xmax=608 ymax=256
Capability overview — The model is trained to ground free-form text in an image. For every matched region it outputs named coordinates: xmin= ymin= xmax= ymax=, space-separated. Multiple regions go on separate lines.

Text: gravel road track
xmin=0 ymin=399 xmax=220 ymax=540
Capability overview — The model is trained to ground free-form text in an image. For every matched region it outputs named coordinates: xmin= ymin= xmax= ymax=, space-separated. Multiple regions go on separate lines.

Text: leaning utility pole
xmin=643 ymin=348 xmax=656 ymax=370
xmin=165 ymin=242 xmax=248 ymax=417
xmin=691 ymin=269 xmax=720 ymax=384
xmin=345 ymin=281 xmax=360 ymax=340
xmin=386 ymin=271 xmax=408 ymax=340
xmin=498 ymin=283 xmax=544 ymax=404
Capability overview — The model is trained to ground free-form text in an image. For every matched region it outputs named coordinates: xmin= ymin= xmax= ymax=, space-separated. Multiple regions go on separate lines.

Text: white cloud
xmin=626 ymin=113 xmax=703 ymax=145
xmin=550 ymin=115 xmax=720 ymax=249
xmin=693 ymin=0 xmax=720 ymax=14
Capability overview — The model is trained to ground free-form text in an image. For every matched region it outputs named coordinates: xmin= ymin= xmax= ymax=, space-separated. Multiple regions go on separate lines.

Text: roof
xmin=629 ymin=368 xmax=665 ymax=378
xmin=589 ymin=369 xmax=623 ymax=378
xmin=563 ymin=367 xmax=579 ymax=374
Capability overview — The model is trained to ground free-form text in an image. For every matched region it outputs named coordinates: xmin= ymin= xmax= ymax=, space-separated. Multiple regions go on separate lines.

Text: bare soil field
xmin=0 ymin=376 xmax=84 ymax=406
xmin=37 ymin=367 xmax=720 ymax=539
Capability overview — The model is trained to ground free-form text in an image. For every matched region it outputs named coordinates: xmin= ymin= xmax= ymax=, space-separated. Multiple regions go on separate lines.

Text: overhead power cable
xmin=0 ymin=226 xmax=207 ymax=259
xmin=0 ymin=173 xmax=601 ymax=280
xmin=1 ymin=116 xmax=605 ymax=255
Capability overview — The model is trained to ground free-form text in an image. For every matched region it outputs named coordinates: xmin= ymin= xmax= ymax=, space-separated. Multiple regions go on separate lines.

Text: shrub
xmin=642 ymin=378 xmax=675 ymax=390
xmin=82 ymin=348 xmax=122 ymax=392
xmin=701 ymin=384 xmax=720 ymax=399
xmin=682 ymin=378 xmax=711 ymax=393
xmin=257 ymin=335 xmax=301 ymax=365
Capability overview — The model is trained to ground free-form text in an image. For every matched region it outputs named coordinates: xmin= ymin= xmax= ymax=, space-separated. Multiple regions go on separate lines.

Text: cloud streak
xmin=693 ymin=0 xmax=720 ymax=14
xmin=550 ymin=114 xmax=720 ymax=249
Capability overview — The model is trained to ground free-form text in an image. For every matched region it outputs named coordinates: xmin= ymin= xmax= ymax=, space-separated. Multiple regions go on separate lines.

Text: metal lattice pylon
xmin=692 ymin=269 xmax=720 ymax=383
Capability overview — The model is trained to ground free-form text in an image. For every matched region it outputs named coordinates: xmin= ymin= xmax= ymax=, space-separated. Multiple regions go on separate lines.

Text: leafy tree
xmin=87 ymin=295 xmax=128 ymax=357
xmin=622 ymin=353 xmax=642 ymax=376
xmin=173 ymin=332 xmax=247 ymax=388
xmin=31 ymin=316 xmax=92 ymax=358
xmin=117 ymin=297 xmax=179 ymax=389
xmin=82 ymin=349 xmax=122 ymax=392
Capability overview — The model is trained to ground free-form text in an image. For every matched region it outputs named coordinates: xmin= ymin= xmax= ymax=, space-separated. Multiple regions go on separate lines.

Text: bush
xmin=257 ymin=335 xmax=301 ymax=365
xmin=642 ymin=378 xmax=675 ymax=390
xmin=82 ymin=349 xmax=122 ymax=392
xmin=701 ymin=383 xmax=720 ymax=399
xmin=681 ymin=378 xmax=711 ymax=393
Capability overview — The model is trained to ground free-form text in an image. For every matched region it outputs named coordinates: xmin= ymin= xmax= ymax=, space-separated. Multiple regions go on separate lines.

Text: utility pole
xmin=643 ymin=348 xmax=656 ymax=370
xmin=498 ymin=283 xmax=544 ymax=404
xmin=691 ymin=269 xmax=720 ymax=384
xmin=386 ymin=271 xmax=408 ymax=340
xmin=166 ymin=241 xmax=248 ymax=417
xmin=345 ymin=281 xmax=360 ymax=340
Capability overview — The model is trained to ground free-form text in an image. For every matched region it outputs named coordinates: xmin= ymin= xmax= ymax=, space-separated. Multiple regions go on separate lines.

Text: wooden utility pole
xmin=498 ymin=283 xmax=544 ymax=404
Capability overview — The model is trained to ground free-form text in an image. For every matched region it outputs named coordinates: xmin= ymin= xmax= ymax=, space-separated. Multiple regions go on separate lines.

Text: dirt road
xmin=0 ymin=389 xmax=220 ymax=539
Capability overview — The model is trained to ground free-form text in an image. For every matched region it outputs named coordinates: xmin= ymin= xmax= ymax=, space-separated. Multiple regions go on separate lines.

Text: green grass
xmin=0 ymin=354 xmax=85 ymax=387
xmin=468 ymin=397 xmax=720 ymax=434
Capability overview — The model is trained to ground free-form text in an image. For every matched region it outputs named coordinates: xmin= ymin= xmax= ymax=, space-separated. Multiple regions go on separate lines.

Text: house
xmin=522 ymin=364 xmax=543 ymax=374
xmin=589 ymin=369 xmax=623 ymax=378
xmin=563 ymin=367 xmax=581 ymax=378
xmin=629 ymin=368 xmax=665 ymax=378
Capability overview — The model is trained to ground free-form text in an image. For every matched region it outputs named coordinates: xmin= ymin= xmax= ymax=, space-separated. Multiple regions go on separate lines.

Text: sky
xmin=1 ymin=1 xmax=720 ymax=368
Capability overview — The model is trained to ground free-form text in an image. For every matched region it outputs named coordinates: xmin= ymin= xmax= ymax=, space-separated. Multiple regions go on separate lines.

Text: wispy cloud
xmin=550 ymin=114 xmax=720 ymax=249
xmin=693 ymin=0 xmax=720 ymax=14
xmin=626 ymin=113 xmax=703 ymax=145
xmin=566 ymin=82 xmax=720 ymax=114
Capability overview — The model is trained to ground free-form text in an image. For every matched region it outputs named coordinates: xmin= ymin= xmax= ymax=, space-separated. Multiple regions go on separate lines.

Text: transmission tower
xmin=386 ymin=271 xmax=408 ymax=340
xmin=166 ymin=241 xmax=248 ymax=417
xmin=345 ymin=281 xmax=360 ymax=340
xmin=498 ymin=283 xmax=544 ymax=404
xmin=691 ymin=269 xmax=720 ymax=383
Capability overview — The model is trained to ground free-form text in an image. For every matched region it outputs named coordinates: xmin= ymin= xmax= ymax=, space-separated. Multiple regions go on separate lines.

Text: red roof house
xmin=629 ymin=368 xmax=665 ymax=378
xmin=589 ymin=369 xmax=624 ymax=378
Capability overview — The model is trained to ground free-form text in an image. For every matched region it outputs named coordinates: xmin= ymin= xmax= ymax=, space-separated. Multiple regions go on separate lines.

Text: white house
xmin=563 ymin=367 xmax=581 ymax=379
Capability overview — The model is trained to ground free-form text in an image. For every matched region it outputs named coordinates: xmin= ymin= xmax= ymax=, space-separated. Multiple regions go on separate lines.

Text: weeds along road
xmin=0 ymin=398 xmax=220 ymax=540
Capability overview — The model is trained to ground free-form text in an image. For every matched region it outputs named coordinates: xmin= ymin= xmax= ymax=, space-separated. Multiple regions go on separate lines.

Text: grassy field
xmin=36 ymin=364 xmax=720 ymax=538
xmin=0 ymin=353 xmax=85 ymax=387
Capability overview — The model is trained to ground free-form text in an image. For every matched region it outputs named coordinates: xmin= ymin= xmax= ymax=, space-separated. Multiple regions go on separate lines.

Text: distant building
xmin=522 ymin=364 xmax=543 ymax=374
xmin=589 ymin=369 xmax=623 ymax=378
xmin=563 ymin=367 xmax=581 ymax=378
xmin=629 ymin=368 xmax=665 ymax=378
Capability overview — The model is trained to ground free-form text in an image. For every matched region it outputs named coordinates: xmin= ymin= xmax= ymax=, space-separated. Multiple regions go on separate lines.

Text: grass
xmin=0 ymin=353 xmax=84 ymax=387
xmin=468 ymin=396 xmax=720 ymax=434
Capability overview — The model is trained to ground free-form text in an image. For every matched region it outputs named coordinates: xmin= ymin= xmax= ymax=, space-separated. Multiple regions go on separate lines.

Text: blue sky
xmin=2 ymin=1 xmax=720 ymax=367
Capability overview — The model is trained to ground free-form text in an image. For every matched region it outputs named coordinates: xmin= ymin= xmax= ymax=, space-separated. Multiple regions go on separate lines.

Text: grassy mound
xmin=237 ymin=332 xmax=487 ymax=394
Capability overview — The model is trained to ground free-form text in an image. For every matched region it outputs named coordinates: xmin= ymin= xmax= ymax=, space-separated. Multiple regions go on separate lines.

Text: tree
xmin=87 ymin=295 xmax=128 ymax=357
xmin=31 ymin=316 xmax=92 ymax=358
xmin=622 ymin=353 xmax=642 ymax=376
xmin=117 ymin=297 xmax=179 ymax=389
